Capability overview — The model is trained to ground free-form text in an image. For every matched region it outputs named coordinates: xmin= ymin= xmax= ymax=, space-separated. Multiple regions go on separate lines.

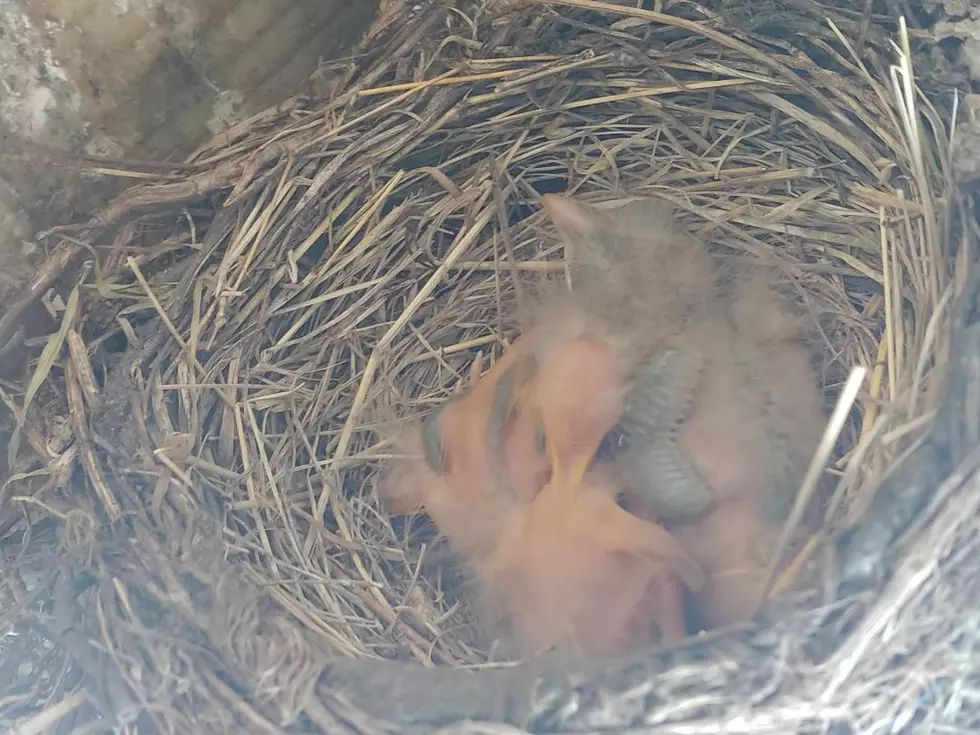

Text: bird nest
xmin=2 ymin=0 xmax=978 ymax=732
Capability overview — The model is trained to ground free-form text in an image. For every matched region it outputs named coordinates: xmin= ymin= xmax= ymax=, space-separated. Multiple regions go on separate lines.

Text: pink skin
xmin=538 ymin=193 xmax=826 ymax=631
xmin=383 ymin=191 xmax=826 ymax=648
xmin=473 ymin=335 xmax=704 ymax=660
xmin=380 ymin=334 xmax=552 ymax=563
xmin=626 ymin=315 xmax=825 ymax=629
xmin=478 ymin=479 xmax=691 ymax=659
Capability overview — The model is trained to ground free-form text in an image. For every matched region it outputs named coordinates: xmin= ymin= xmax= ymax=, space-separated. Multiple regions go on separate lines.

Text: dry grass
xmin=0 ymin=0 xmax=974 ymax=732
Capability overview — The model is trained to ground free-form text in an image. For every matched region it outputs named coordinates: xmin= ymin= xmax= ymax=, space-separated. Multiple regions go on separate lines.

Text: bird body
xmin=473 ymin=333 xmax=704 ymax=659
xmin=475 ymin=465 xmax=693 ymax=659
xmin=537 ymin=193 xmax=826 ymax=630
xmin=378 ymin=191 xmax=827 ymax=658
xmin=622 ymin=316 xmax=818 ymax=627
xmin=379 ymin=335 xmax=550 ymax=563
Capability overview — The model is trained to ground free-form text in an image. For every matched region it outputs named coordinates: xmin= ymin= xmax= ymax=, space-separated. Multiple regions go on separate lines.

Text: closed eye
xmin=421 ymin=407 xmax=447 ymax=475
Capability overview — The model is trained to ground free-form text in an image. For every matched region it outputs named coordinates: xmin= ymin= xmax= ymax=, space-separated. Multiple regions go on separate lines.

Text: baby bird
xmin=538 ymin=193 xmax=720 ymax=520
xmin=728 ymin=274 xmax=828 ymax=524
xmin=382 ymin=191 xmax=719 ymax=546
xmin=472 ymin=331 xmax=706 ymax=660
xmin=642 ymin=312 xmax=824 ymax=628
xmin=379 ymin=336 xmax=551 ymax=563
xmin=420 ymin=334 xmax=550 ymax=506
xmin=537 ymin=192 xmax=827 ymax=628
xmin=654 ymin=283 xmax=825 ymax=628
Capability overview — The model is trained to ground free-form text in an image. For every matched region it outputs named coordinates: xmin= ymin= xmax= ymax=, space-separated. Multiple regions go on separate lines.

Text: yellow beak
xmin=542 ymin=411 xmax=605 ymax=491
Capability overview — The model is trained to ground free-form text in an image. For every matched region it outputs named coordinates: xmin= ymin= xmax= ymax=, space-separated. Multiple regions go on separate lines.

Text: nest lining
xmin=0 ymin=0 xmax=974 ymax=732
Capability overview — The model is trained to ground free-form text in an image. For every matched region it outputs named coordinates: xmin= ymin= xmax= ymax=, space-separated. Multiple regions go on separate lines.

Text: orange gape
xmin=431 ymin=333 xmax=551 ymax=507
xmin=379 ymin=333 xmax=552 ymax=563
xmin=473 ymin=334 xmax=705 ymax=660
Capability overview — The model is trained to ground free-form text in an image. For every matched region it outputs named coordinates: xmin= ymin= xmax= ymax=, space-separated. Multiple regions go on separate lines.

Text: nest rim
xmin=1 ymin=1 xmax=973 ymax=733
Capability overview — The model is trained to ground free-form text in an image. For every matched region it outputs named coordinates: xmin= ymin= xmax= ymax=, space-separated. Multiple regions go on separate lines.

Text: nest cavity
xmin=2 ymin=1 xmax=976 ymax=733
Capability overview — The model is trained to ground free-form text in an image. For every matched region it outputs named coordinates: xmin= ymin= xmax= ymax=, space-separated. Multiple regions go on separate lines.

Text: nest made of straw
xmin=1 ymin=0 xmax=977 ymax=732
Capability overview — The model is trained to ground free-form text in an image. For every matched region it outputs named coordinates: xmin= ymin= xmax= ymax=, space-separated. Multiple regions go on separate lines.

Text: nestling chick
xmin=660 ymin=277 xmax=825 ymax=628
xmin=378 ymin=336 xmax=551 ymax=563
xmin=605 ymin=281 xmax=826 ymax=628
xmin=728 ymin=273 xmax=828 ymax=524
xmin=421 ymin=335 xmax=551 ymax=506
xmin=538 ymin=192 xmax=826 ymax=628
xmin=472 ymin=332 xmax=706 ymax=660
xmin=646 ymin=311 xmax=824 ymax=628
xmin=538 ymin=193 xmax=721 ymax=520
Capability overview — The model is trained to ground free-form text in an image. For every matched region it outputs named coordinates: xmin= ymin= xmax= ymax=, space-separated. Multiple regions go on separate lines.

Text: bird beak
xmin=542 ymin=413 xmax=606 ymax=490
xmin=540 ymin=194 xmax=598 ymax=244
